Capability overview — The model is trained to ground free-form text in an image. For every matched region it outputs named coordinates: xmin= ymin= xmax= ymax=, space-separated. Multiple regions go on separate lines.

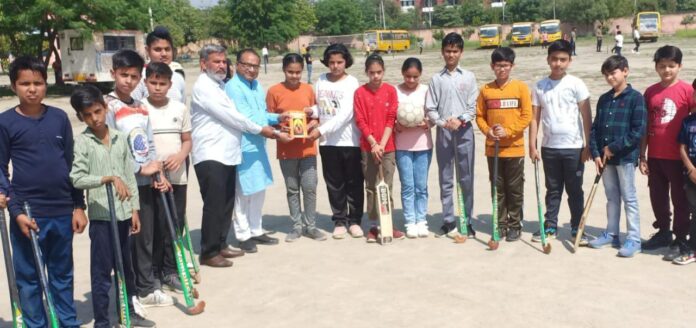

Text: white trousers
xmin=233 ymin=180 xmax=266 ymax=242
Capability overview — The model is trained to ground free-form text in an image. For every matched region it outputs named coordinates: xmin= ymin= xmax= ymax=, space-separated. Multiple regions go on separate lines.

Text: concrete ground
xmin=1 ymin=37 xmax=695 ymax=327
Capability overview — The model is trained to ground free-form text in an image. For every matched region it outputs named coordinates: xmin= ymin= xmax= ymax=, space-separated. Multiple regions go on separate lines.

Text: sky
xmin=190 ymin=0 xmax=219 ymax=9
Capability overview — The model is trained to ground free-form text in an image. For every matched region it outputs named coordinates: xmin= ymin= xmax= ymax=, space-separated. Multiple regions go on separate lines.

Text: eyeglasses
xmin=238 ymin=61 xmax=260 ymax=70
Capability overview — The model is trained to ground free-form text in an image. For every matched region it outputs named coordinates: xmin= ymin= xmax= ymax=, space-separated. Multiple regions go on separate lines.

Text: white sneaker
xmin=132 ymin=296 xmax=148 ymax=318
xmin=405 ymin=224 xmax=418 ymax=238
xmin=138 ymin=289 xmax=174 ymax=308
xmin=416 ymin=221 xmax=429 ymax=238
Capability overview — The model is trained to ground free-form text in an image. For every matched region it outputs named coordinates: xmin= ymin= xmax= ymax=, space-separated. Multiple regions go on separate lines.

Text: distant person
xmin=364 ymin=43 xmax=371 ymax=57
xmin=425 ymin=32 xmax=478 ymax=239
xmin=529 ymin=40 xmax=592 ymax=245
xmin=570 ymin=27 xmax=577 ymax=56
xmin=394 ymin=57 xmax=433 ymax=238
xmin=632 ymin=27 xmax=641 ymax=54
xmin=614 ymin=31 xmax=624 ymax=56
xmin=588 ymin=56 xmax=646 ymax=258
xmin=595 ymin=24 xmax=603 ymax=52
xmin=541 ymin=30 xmax=549 ymax=49
xmin=475 ymin=47 xmax=532 ymax=242
xmin=303 ymin=46 xmax=313 ymax=84
xmin=354 ymin=54 xmax=403 ymax=242
xmin=262 ymin=46 xmax=269 ymax=74
xmin=612 ymin=25 xmax=622 ymax=53
xmin=674 ymin=78 xmax=696 ymax=265
xmin=418 ymin=40 xmax=424 ymax=55
xmin=640 ymin=46 xmax=696 ymax=258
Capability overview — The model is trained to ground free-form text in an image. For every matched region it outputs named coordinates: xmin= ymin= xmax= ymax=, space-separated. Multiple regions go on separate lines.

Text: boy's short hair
xmin=321 ymin=43 xmax=354 ymax=68
xmin=9 ymin=56 xmax=47 ymax=86
xmin=145 ymin=62 xmax=173 ymax=80
xmin=236 ymin=48 xmax=259 ymax=63
xmin=146 ymin=26 xmax=174 ymax=48
xmin=601 ymin=55 xmax=629 ymax=75
xmin=547 ymin=40 xmax=572 ymax=57
xmin=653 ymin=45 xmax=682 ymax=64
xmin=491 ymin=47 xmax=515 ymax=64
xmin=692 ymin=78 xmax=696 ymax=91
xmin=112 ymin=49 xmax=145 ymax=71
xmin=442 ymin=32 xmax=464 ymax=50
xmin=70 ymin=84 xmax=106 ymax=116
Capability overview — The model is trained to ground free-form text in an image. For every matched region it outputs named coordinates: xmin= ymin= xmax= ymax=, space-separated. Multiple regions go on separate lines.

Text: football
xmin=397 ymin=102 xmax=424 ymax=128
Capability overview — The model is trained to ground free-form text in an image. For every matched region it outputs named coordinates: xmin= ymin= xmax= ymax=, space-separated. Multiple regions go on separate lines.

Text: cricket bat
xmin=376 ymin=165 xmax=393 ymax=245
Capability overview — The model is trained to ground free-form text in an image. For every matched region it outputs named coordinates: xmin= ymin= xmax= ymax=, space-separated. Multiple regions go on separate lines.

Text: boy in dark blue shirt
xmin=674 ymin=78 xmax=696 ymax=265
xmin=0 ymin=56 xmax=87 ymax=327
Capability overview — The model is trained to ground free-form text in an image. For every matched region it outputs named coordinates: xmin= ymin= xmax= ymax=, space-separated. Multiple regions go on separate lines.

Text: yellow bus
xmin=539 ymin=19 xmax=562 ymax=43
xmin=363 ymin=30 xmax=411 ymax=52
xmin=511 ymin=22 xmax=534 ymax=46
xmin=479 ymin=24 xmax=503 ymax=48
xmin=633 ymin=11 xmax=661 ymax=42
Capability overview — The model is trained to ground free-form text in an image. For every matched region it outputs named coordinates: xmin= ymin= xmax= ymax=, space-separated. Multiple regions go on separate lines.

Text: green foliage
xmin=638 ymin=0 xmax=660 ymax=11
xmin=677 ymin=0 xmax=696 ymax=11
xmin=151 ymin=0 xmax=208 ymax=46
xmin=682 ymin=14 xmax=696 ymax=27
xmin=461 ymin=27 xmax=476 ymax=39
xmin=505 ymin=0 xmax=546 ymax=23
xmin=226 ymin=0 xmax=315 ymax=48
xmin=432 ymin=5 xmax=463 ymax=27
xmin=675 ymin=27 xmax=696 ymax=36
xmin=558 ymin=0 xmax=610 ymax=25
xmin=432 ymin=29 xmax=445 ymax=42
xmin=315 ymin=0 xmax=364 ymax=34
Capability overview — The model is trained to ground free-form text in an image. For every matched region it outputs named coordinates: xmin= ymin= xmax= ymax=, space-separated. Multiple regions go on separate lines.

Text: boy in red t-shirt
xmin=640 ymin=45 xmax=696 ymax=258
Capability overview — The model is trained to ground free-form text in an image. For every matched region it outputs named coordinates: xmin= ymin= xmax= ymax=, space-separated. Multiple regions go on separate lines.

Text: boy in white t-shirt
xmin=141 ymin=62 xmax=192 ymax=293
xmin=529 ymin=40 xmax=592 ymax=245
xmin=614 ymin=31 xmax=624 ymax=56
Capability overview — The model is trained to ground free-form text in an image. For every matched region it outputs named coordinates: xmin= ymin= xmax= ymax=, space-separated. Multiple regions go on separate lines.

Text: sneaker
xmin=506 ymin=228 xmax=521 ymax=242
xmin=348 ymin=224 xmax=364 ymax=238
xmin=132 ymin=296 xmax=148 ymax=318
xmin=571 ymin=228 xmax=590 ymax=247
xmin=416 ymin=221 xmax=429 ymax=238
xmin=366 ymin=226 xmax=378 ymax=243
xmin=138 ymin=289 xmax=174 ymax=308
xmin=239 ymin=239 xmax=257 ymax=253
xmin=662 ymin=239 xmax=687 ymax=261
xmin=588 ymin=232 xmax=620 ymax=249
xmin=436 ymin=221 xmax=457 ymax=238
xmin=392 ymin=228 xmax=405 ymax=240
xmin=642 ymin=229 xmax=673 ymax=250
xmin=531 ymin=227 xmax=557 ymax=242
xmin=131 ymin=312 xmax=156 ymax=328
xmin=285 ymin=229 xmax=302 ymax=243
xmin=304 ymin=228 xmax=327 ymax=241
xmin=405 ymin=224 xmax=418 ymax=239
xmin=672 ymin=251 xmax=696 ymax=265
xmin=250 ymin=234 xmax=279 ymax=245
xmin=162 ymin=273 xmax=183 ymax=294
xmin=618 ymin=239 xmax=641 ymax=258
xmin=332 ymin=225 xmax=348 ymax=239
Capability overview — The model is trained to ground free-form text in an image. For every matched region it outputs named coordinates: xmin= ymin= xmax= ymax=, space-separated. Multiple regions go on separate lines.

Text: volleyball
xmin=397 ymin=102 xmax=424 ymax=128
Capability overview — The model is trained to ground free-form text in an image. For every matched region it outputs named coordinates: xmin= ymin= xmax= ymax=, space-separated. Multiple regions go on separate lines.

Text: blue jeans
xmin=10 ymin=215 xmax=81 ymax=328
xmin=602 ymin=163 xmax=640 ymax=242
xmin=396 ymin=149 xmax=432 ymax=225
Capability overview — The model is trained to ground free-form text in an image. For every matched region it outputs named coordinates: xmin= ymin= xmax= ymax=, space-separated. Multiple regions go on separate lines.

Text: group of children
xmin=2 ymin=27 xmax=696 ymax=327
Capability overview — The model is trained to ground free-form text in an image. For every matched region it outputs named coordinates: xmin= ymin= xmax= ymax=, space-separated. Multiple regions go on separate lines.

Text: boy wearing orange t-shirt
xmin=266 ymin=54 xmax=326 ymax=242
xmin=475 ymin=47 xmax=532 ymax=241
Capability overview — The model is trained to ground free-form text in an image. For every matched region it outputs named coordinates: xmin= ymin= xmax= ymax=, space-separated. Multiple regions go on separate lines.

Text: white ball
xmin=397 ymin=102 xmax=424 ymax=128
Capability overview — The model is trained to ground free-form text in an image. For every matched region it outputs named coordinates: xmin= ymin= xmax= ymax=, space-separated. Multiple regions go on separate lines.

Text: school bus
xmin=363 ymin=30 xmax=411 ymax=52
xmin=511 ymin=22 xmax=534 ymax=46
xmin=539 ymin=19 xmax=562 ymax=43
xmin=633 ymin=11 xmax=661 ymax=42
xmin=479 ymin=24 xmax=503 ymax=48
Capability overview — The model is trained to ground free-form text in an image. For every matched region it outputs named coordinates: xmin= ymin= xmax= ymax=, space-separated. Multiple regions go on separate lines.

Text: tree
xmin=432 ymin=4 xmax=463 ymax=27
xmin=606 ymin=0 xmax=634 ymax=19
xmin=637 ymin=0 xmax=659 ymax=11
xmin=315 ymin=0 xmax=364 ymax=35
xmin=505 ymin=0 xmax=546 ymax=23
xmin=558 ymin=0 xmax=610 ymax=26
xmin=151 ymin=0 xmax=208 ymax=46
xmin=682 ymin=14 xmax=695 ymax=29
xmin=226 ymin=0 xmax=314 ymax=48
xmin=677 ymin=0 xmax=696 ymax=11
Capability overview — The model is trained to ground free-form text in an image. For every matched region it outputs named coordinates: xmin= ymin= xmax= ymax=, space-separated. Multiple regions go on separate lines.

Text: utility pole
xmin=553 ymin=0 xmax=556 ymax=20
xmin=380 ymin=0 xmax=386 ymax=29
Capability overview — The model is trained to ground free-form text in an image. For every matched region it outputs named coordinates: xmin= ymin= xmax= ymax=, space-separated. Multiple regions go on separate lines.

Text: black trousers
xmin=319 ymin=146 xmax=365 ymax=226
xmin=132 ymin=185 xmax=165 ymax=297
xmin=153 ymin=184 xmax=187 ymax=277
xmin=596 ymin=38 xmax=602 ymax=52
xmin=194 ymin=161 xmax=236 ymax=260
xmin=541 ymin=147 xmax=585 ymax=229
xmin=90 ymin=220 xmax=135 ymax=328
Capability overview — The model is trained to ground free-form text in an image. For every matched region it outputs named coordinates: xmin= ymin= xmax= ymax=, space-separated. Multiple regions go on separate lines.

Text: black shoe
xmin=642 ymin=229 xmax=673 ymax=250
xmin=506 ymin=228 xmax=521 ymax=242
xmin=239 ymin=239 xmax=258 ymax=253
xmin=662 ymin=238 xmax=687 ymax=261
xmin=131 ymin=312 xmax=156 ymax=327
xmin=467 ymin=224 xmax=476 ymax=238
xmin=436 ymin=221 xmax=457 ymax=238
xmin=251 ymin=234 xmax=279 ymax=245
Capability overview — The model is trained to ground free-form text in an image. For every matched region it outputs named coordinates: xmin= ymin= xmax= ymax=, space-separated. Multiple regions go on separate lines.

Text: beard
xmin=205 ymin=69 xmax=227 ymax=83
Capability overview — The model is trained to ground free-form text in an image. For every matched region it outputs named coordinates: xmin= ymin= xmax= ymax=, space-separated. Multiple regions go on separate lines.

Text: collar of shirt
xmin=606 ymin=83 xmax=635 ymax=100
xmin=440 ymin=66 xmax=463 ymax=76
xmin=84 ymin=126 xmax=120 ymax=144
xmin=232 ymin=73 xmax=257 ymax=90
